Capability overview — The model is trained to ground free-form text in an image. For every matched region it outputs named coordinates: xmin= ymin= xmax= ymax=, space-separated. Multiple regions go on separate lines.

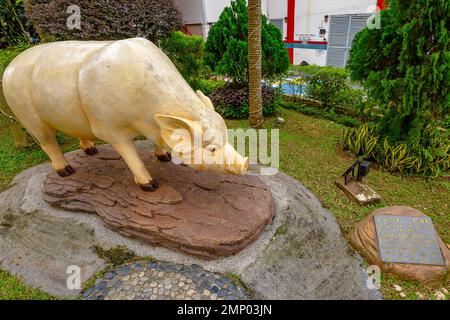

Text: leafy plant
xmin=348 ymin=0 xmax=450 ymax=146
xmin=343 ymin=124 xmax=449 ymax=177
xmin=160 ymin=31 xmax=208 ymax=89
xmin=342 ymin=123 xmax=379 ymax=159
xmin=0 ymin=0 xmax=36 ymax=48
xmin=24 ymin=0 xmax=182 ymax=42
xmin=205 ymin=0 xmax=289 ymax=85
xmin=209 ymin=85 xmax=279 ymax=119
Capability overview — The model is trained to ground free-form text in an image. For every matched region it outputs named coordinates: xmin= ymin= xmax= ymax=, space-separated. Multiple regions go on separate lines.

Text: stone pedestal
xmin=348 ymin=206 xmax=450 ymax=282
xmin=43 ymin=145 xmax=275 ymax=259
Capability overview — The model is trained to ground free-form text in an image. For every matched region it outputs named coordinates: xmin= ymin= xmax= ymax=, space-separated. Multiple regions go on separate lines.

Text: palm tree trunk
xmin=248 ymin=0 xmax=263 ymax=128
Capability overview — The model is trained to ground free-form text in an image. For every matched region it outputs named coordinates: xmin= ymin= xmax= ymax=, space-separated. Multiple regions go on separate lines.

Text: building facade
xmin=174 ymin=0 xmax=386 ymax=66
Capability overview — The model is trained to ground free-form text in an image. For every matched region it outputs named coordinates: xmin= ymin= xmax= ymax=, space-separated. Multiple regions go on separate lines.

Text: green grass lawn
xmin=226 ymin=108 xmax=449 ymax=300
xmin=0 ymin=47 xmax=448 ymax=300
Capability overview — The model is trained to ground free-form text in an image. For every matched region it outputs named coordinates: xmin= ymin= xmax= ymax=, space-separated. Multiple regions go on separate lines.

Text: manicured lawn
xmin=0 ymin=47 xmax=448 ymax=300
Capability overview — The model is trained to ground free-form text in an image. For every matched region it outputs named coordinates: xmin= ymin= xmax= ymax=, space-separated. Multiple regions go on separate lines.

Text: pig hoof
xmin=56 ymin=165 xmax=75 ymax=177
xmin=156 ymin=153 xmax=171 ymax=162
xmin=139 ymin=180 xmax=159 ymax=192
xmin=83 ymin=147 xmax=99 ymax=156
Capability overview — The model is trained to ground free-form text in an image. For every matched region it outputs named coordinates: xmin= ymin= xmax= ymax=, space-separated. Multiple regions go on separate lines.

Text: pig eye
xmin=206 ymin=145 xmax=217 ymax=153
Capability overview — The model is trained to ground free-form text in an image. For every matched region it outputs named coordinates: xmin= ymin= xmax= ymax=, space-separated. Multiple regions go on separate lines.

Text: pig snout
xmin=223 ymin=143 xmax=249 ymax=174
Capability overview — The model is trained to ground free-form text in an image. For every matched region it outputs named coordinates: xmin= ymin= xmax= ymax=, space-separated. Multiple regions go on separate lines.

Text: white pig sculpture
xmin=2 ymin=38 xmax=248 ymax=191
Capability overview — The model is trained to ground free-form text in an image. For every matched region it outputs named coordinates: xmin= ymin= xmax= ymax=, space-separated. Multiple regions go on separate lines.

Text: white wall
xmin=174 ymin=0 xmax=205 ymax=24
xmin=176 ymin=0 xmax=378 ymax=65
xmin=204 ymin=0 xmax=232 ymax=22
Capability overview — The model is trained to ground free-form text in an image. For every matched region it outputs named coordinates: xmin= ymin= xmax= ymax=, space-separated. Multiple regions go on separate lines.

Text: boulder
xmin=348 ymin=206 xmax=450 ymax=283
xmin=0 ymin=141 xmax=381 ymax=299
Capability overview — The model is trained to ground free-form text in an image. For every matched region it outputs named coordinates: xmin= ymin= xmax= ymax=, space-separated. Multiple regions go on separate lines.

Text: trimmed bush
xmin=209 ymin=86 xmax=279 ymax=119
xmin=348 ymin=0 xmax=450 ymax=146
xmin=24 ymin=0 xmax=182 ymax=42
xmin=205 ymin=0 xmax=289 ymax=85
xmin=160 ymin=31 xmax=208 ymax=89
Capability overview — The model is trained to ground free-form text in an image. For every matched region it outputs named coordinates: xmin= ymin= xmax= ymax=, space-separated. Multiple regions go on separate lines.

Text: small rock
xmin=149 ymin=281 xmax=158 ymax=288
xmin=416 ymin=292 xmax=424 ymax=300
xmin=95 ymin=281 xmax=106 ymax=292
xmin=211 ymin=286 xmax=219 ymax=294
xmin=440 ymin=288 xmax=448 ymax=294
xmin=393 ymin=284 xmax=402 ymax=292
xmin=178 ymin=282 xmax=185 ymax=287
xmin=186 ymin=289 xmax=196 ymax=296
xmin=103 ymin=272 xmax=115 ymax=280
xmin=203 ymin=289 xmax=211 ymax=297
xmin=399 ymin=292 xmax=406 ymax=298
xmin=122 ymin=275 xmax=130 ymax=281
xmin=217 ymin=289 xmax=228 ymax=298
xmin=210 ymin=293 xmax=217 ymax=300
xmin=139 ymin=271 xmax=145 ymax=278
xmin=435 ymin=291 xmax=446 ymax=300
xmin=277 ymin=117 xmax=285 ymax=124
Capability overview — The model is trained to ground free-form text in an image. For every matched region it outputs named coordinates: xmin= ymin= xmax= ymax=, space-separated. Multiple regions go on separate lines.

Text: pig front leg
xmin=154 ymin=144 xmax=171 ymax=162
xmin=110 ymin=140 xmax=159 ymax=192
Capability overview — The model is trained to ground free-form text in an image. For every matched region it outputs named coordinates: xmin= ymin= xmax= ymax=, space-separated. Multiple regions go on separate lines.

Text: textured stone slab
xmin=43 ymin=145 xmax=275 ymax=260
xmin=349 ymin=206 xmax=450 ymax=283
xmin=374 ymin=215 xmax=445 ymax=266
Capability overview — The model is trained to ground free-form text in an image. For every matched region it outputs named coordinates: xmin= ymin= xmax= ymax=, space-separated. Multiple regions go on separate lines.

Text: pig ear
xmin=196 ymin=90 xmax=215 ymax=111
xmin=154 ymin=114 xmax=199 ymax=152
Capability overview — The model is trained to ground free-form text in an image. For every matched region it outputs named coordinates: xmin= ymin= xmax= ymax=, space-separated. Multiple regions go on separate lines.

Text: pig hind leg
xmin=80 ymin=139 xmax=98 ymax=155
xmin=21 ymin=119 xmax=74 ymax=176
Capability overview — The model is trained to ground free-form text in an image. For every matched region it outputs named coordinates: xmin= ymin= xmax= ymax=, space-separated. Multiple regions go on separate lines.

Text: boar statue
xmin=2 ymin=38 xmax=248 ymax=191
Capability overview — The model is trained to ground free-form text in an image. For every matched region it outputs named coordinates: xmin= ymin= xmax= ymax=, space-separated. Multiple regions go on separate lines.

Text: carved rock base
xmin=43 ymin=144 xmax=275 ymax=259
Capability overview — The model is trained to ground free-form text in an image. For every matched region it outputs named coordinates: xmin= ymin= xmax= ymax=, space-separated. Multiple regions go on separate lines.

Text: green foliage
xmin=205 ymin=0 xmax=289 ymax=85
xmin=194 ymin=78 xmax=226 ymax=96
xmin=92 ymin=245 xmax=136 ymax=266
xmin=0 ymin=269 xmax=55 ymax=300
xmin=348 ymin=0 xmax=450 ymax=145
xmin=283 ymin=100 xmax=361 ymax=127
xmin=24 ymin=0 xmax=181 ymax=42
xmin=160 ymin=31 xmax=208 ymax=89
xmin=342 ymin=124 xmax=449 ymax=177
xmin=342 ymin=124 xmax=379 ymax=159
xmin=0 ymin=0 xmax=36 ymax=48
xmin=300 ymin=65 xmax=350 ymax=109
xmin=286 ymin=65 xmax=380 ymax=118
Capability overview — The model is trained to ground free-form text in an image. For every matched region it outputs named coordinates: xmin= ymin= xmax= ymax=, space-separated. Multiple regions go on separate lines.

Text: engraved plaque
xmin=374 ymin=215 xmax=445 ymax=266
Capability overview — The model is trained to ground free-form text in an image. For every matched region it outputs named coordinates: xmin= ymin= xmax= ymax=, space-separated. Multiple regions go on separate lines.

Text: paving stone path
xmin=82 ymin=261 xmax=253 ymax=300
